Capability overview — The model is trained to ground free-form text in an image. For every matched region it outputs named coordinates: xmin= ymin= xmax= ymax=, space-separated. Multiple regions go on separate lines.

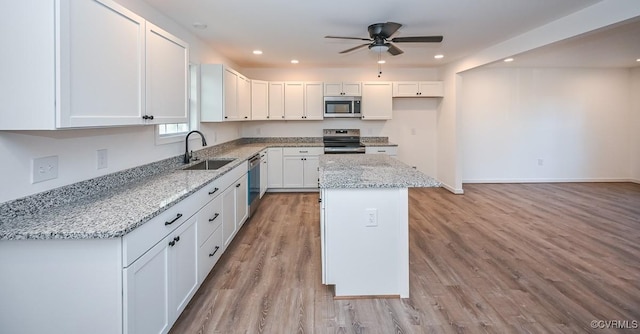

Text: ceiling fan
xmin=325 ymin=22 xmax=443 ymax=56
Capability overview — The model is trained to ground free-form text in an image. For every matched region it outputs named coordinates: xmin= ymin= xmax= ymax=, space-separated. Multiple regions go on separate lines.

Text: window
xmin=155 ymin=63 xmax=200 ymax=145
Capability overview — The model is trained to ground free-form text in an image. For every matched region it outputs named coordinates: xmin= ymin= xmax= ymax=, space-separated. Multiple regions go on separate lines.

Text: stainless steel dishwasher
xmin=248 ymin=153 xmax=261 ymax=217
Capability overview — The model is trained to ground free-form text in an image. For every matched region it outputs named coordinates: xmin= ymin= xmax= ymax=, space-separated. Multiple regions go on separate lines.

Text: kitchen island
xmin=318 ymin=154 xmax=440 ymax=298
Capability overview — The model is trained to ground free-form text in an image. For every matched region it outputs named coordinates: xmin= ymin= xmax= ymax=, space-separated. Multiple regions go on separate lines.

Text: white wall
xmin=632 ymin=67 xmax=640 ymax=182
xmin=437 ymin=0 xmax=640 ymax=193
xmin=241 ymin=67 xmax=440 ymax=176
xmin=0 ymin=0 xmax=241 ymax=203
xmin=461 ymin=67 xmax=632 ymax=182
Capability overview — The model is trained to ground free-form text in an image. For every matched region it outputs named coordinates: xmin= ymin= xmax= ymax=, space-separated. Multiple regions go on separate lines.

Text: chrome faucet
xmin=184 ymin=130 xmax=208 ymax=164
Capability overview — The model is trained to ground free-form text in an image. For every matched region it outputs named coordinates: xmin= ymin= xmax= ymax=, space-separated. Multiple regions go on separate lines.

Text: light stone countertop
xmin=0 ymin=138 xmax=399 ymax=240
xmin=319 ymin=154 xmax=441 ymax=189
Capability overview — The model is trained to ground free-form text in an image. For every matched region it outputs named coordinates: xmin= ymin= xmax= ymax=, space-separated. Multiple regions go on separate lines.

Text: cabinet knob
xmin=224 ymin=116 xmax=228 ymax=119
xmin=236 ymin=183 xmax=241 ymax=188
xmin=244 ymin=116 xmax=248 ymax=119
xmin=267 ymin=116 xmax=269 ymax=119
xmin=282 ymin=115 xmax=285 ymax=118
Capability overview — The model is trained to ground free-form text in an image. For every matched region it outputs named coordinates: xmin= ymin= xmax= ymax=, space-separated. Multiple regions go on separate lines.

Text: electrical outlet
xmin=32 ymin=155 xmax=58 ymax=183
xmin=537 ymin=159 xmax=544 ymax=166
xmin=256 ymin=127 xmax=262 ymax=135
xmin=365 ymin=208 xmax=378 ymax=227
xmin=97 ymin=149 xmax=108 ymax=170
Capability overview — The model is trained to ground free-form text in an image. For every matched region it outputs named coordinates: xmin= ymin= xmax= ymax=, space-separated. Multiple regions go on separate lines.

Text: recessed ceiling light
xmin=637 ymin=58 xmax=640 ymax=62
xmin=192 ymin=22 xmax=207 ymax=30
xmin=252 ymin=50 xmax=263 ymax=55
xmin=504 ymin=58 xmax=514 ymax=62
xmin=377 ymin=60 xmax=386 ymax=64
xmin=291 ymin=59 xmax=299 ymax=64
xmin=434 ymin=54 xmax=444 ymax=59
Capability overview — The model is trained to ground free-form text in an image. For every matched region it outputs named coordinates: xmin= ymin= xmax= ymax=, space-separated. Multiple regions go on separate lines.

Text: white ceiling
xmin=142 ymin=0 xmax=640 ymax=69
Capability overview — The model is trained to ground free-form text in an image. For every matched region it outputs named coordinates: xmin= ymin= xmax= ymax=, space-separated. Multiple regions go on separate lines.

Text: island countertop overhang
xmin=318 ymin=154 xmax=441 ymax=189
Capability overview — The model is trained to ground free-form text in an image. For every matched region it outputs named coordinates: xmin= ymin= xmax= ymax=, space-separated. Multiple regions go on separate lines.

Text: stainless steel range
xmin=323 ymin=129 xmax=366 ymax=154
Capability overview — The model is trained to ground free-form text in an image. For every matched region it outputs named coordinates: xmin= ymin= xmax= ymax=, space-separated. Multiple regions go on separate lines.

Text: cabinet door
xmin=58 ymin=0 xmax=145 ymax=128
xmin=235 ymin=174 xmax=249 ymax=228
xmin=170 ymin=217 xmax=198 ymax=320
xmin=284 ymin=82 xmax=304 ymax=120
xmin=304 ymin=82 xmax=324 ymax=120
xmin=419 ymin=81 xmax=444 ymax=97
xmin=124 ymin=234 xmax=170 ymax=334
xmin=323 ymin=83 xmax=343 ymax=96
xmin=145 ymin=22 xmax=189 ymax=124
xmin=237 ymin=75 xmax=251 ymax=120
xmin=223 ymin=69 xmax=239 ymax=120
xmin=303 ymin=156 xmax=320 ymax=188
xmin=392 ymin=82 xmax=420 ymax=97
xmin=268 ymin=148 xmax=284 ymax=188
xmin=342 ymin=82 xmax=362 ymax=96
xmin=251 ymin=80 xmax=269 ymax=120
xmin=361 ymin=82 xmax=393 ymax=120
xmin=0 ymin=2 xmax=56 ymax=130
xmin=222 ymin=185 xmax=236 ymax=247
xmin=268 ymin=82 xmax=285 ymax=120
xmin=283 ymin=156 xmax=305 ymax=188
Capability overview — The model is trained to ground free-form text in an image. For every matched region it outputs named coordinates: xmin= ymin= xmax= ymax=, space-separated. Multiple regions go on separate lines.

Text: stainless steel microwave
xmin=324 ymin=96 xmax=361 ymax=118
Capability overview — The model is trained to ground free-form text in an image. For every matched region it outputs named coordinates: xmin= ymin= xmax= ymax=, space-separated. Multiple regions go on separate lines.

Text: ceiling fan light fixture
xmin=369 ymin=44 xmax=389 ymax=53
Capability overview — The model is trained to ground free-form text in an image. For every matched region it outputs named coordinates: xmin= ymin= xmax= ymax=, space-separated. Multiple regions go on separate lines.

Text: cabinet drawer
xmin=282 ymin=147 xmax=324 ymax=156
xmin=365 ymin=146 xmax=398 ymax=156
xmin=198 ymin=225 xmax=224 ymax=282
xmin=123 ymin=198 xmax=196 ymax=267
xmin=197 ymin=195 xmax=223 ymax=247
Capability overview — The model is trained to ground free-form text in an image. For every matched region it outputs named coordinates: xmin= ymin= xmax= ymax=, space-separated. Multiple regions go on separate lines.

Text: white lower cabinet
xmin=123 ymin=216 xmax=197 ymax=334
xmin=267 ymin=148 xmax=284 ymax=188
xmin=222 ymin=173 xmax=249 ymax=247
xmin=260 ymin=149 xmax=268 ymax=197
xmin=282 ymin=147 xmax=322 ymax=189
xmin=0 ymin=163 xmax=249 ymax=334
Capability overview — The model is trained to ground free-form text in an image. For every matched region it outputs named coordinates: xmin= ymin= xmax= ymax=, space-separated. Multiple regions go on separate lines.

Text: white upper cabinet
xmin=361 ymin=82 xmax=393 ymax=120
xmin=145 ymin=22 xmax=189 ymax=124
xmin=201 ymin=65 xmax=251 ymax=122
xmin=304 ymin=82 xmax=324 ymax=120
xmin=268 ymin=82 xmax=286 ymax=120
xmin=284 ymin=82 xmax=324 ymax=120
xmin=392 ymin=81 xmax=444 ymax=97
xmin=324 ymin=82 xmax=362 ymax=96
xmin=251 ymin=80 xmax=269 ymax=120
xmin=0 ymin=0 xmax=189 ymax=130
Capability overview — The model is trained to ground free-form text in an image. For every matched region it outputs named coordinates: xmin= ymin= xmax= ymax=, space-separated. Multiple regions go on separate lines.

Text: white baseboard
xmin=462 ymin=178 xmax=634 ymax=184
xmin=440 ymin=182 xmax=464 ymax=195
xmin=630 ymin=178 xmax=640 ymax=184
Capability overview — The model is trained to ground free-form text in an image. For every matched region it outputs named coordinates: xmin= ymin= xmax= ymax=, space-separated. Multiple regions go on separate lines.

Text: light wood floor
xmin=169 ymin=183 xmax=640 ymax=334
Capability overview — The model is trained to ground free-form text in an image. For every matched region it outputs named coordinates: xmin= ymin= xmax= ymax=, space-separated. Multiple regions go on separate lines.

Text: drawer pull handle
xmin=377 ymin=150 xmax=386 ymax=152
xmin=208 ymin=187 xmax=219 ymax=195
xmin=173 ymin=236 xmax=180 ymax=243
xmin=209 ymin=213 xmax=220 ymax=222
xmin=236 ymin=183 xmax=241 ymax=188
xmin=165 ymin=213 xmax=183 ymax=226
xmin=299 ymin=150 xmax=308 ymax=153
xmin=209 ymin=246 xmax=220 ymax=257
xmin=169 ymin=240 xmax=175 ymax=247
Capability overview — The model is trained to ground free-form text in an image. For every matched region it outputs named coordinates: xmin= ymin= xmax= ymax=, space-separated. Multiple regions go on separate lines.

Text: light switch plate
xmin=365 ymin=208 xmax=378 ymax=227
xmin=32 ymin=155 xmax=58 ymax=183
xmin=97 ymin=149 xmax=108 ymax=169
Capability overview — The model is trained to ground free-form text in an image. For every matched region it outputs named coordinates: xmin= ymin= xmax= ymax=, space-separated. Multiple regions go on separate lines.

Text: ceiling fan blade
xmin=380 ymin=22 xmax=402 ymax=38
xmin=325 ymin=35 xmax=372 ymax=41
xmin=391 ymin=36 xmax=443 ymax=43
xmin=339 ymin=43 xmax=370 ymax=54
xmin=387 ymin=43 xmax=404 ymax=56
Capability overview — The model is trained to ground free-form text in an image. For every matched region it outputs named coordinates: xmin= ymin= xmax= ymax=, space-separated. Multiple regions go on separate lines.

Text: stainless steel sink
xmin=183 ymin=159 xmax=235 ymax=170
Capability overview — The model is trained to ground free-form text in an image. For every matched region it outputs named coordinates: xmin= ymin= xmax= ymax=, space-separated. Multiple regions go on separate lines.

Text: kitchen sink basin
xmin=183 ymin=159 xmax=235 ymax=170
